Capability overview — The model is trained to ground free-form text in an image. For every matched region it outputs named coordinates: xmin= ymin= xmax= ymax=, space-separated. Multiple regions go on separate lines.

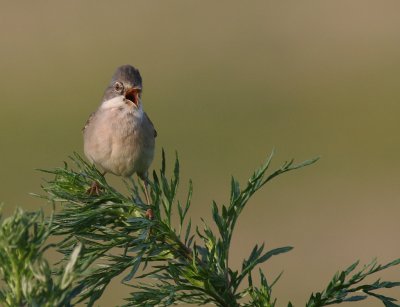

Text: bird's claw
xmin=146 ymin=208 xmax=154 ymax=220
xmin=87 ymin=181 xmax=102 ymax=196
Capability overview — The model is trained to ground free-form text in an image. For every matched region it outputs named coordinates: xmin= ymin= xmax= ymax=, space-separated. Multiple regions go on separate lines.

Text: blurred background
xmin=1 ymin=1 xmax=400 ymax=306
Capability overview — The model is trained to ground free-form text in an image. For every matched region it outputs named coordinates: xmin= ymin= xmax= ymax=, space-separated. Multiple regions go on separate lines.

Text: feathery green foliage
xmin=0 ymin=208 xmax=85 ymax=306
xmin=305 ymin=259 xmax=400 ymax=307
xmin=0 ymin=151 xmax=399 ymax=306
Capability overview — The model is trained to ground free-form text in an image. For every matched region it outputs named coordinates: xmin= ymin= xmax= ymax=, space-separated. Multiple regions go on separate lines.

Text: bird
xmin=83 ymin=65 xmax=157 ymax=208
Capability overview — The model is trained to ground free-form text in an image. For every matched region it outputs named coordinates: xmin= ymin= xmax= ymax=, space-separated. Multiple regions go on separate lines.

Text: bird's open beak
xmin=125 ymin=87 xmax=141 ymax=106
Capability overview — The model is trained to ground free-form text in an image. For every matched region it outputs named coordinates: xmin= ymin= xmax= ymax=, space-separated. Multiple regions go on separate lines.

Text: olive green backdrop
xmin=1 ymin=1 xmax=400 ymax=306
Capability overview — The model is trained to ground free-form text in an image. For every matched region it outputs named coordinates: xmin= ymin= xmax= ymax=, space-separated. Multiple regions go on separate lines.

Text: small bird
xmin=83 ymin=65 xmax=156 ymax=205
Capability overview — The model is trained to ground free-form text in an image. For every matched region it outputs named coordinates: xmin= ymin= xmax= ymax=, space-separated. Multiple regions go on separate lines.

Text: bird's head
xmin=101 ymin=65 xmax=143 ymax=112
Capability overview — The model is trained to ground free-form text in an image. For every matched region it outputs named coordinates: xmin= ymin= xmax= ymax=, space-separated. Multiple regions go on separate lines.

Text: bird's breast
xmin=84 ymin=108 xmax=155 ymax=177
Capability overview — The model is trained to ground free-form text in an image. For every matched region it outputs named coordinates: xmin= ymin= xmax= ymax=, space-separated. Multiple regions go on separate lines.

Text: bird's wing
xmin=82 ymin=112 xmax=95 ymax=132
xmin=144 ymin=112 xmax=157 ymax=138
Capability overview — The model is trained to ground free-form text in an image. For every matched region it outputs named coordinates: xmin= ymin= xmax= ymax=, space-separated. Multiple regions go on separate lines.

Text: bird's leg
xmin=144 ymin=180 xmax=154 ymax=220
xmin=140 ymin=174 xmax=154 ymax=220
xmin=143 ymin=180 xmax=151 ymax=205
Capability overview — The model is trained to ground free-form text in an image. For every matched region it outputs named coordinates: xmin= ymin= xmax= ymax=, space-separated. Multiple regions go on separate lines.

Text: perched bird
xmin=83 ymin=65 xmax=157 ymax=205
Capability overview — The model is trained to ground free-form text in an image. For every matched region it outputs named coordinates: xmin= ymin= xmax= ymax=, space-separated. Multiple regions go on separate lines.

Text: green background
xmin=1 ymin=1 xmax=400 ymax=306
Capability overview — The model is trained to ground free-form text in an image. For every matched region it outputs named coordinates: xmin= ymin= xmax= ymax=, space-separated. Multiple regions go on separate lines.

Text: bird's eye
xmin=114 ymin=82 xmax=124 ymax=93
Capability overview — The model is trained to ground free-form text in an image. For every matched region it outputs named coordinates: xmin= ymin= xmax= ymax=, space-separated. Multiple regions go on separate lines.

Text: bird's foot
xmin=145 ymin=208 xmax=154 ymax=220
xmin=87 ymin=181 xmax=102 ymax=196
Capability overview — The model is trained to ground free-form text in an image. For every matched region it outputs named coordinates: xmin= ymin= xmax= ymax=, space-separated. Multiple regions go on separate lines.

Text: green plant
xmin=0 ymin=208 xmax=86 ymax=306
xmin=0 ymin=151 xmax=399 ymax=306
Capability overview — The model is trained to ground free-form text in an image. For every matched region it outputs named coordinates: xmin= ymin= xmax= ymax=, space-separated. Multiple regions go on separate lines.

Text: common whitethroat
xmin=83 ymin=65 xmax=156 ymax=211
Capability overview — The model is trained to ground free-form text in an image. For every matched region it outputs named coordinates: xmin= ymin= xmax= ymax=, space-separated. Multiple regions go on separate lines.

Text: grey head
xmin=102 ymin=65 xmax=143 ymax=105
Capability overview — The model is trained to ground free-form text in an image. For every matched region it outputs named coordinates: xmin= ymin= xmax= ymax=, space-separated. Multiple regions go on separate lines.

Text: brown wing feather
xmin=82 ymin=112 xmax=95 ymax=132
xmin=144 ymin=112 xmax=157 ymax=138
